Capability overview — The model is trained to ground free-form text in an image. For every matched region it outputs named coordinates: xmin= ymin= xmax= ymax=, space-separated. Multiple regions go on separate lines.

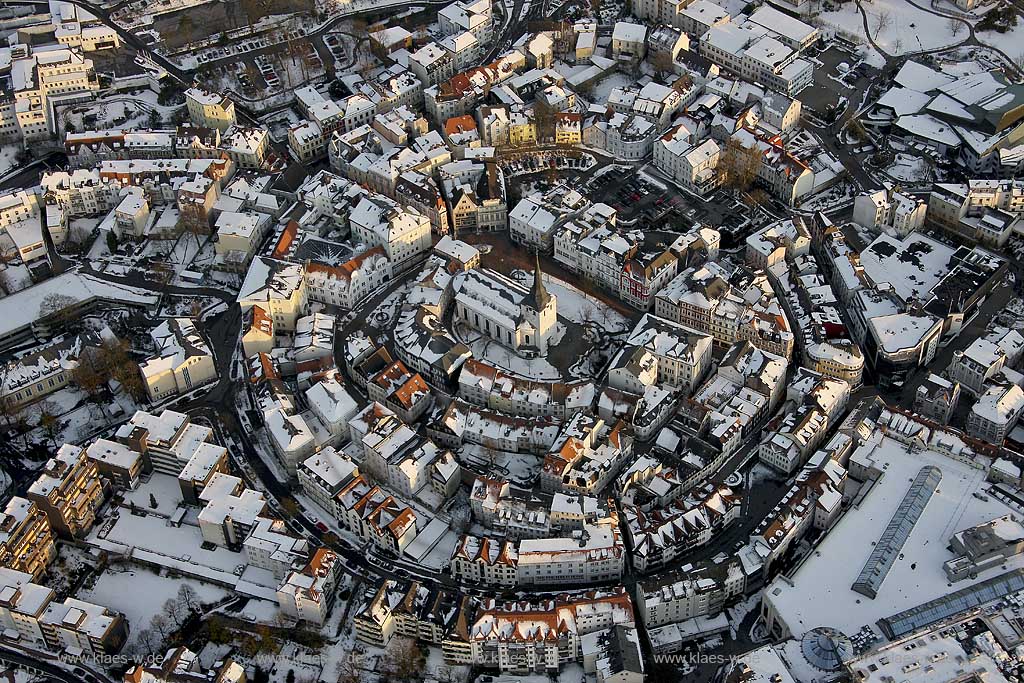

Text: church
xmin=452 ymin=255 xmax=558 ymax=358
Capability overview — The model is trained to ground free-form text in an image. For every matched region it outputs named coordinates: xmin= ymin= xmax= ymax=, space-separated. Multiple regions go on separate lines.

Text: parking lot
xmin=800 ymin=42 xmax=880 ymax=119
xmin=585 ymin=168 xmax=757 ymax=246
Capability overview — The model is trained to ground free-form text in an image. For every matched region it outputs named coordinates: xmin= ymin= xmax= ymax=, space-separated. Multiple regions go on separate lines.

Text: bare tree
xmin=336 ymin=655 xmax=361 ymax=683
xmin=178 ymin=584 xmax=200 ymax=613
xmin=162 ymin=598 xmax=185 ymax=627
xmin=948 ymin=16 xmax=964 ymax=37
xmin=0 ymin=391 xmax=26 ymax=445
xmin=97 ymin=339 xmax=146 ymax=402
xmin=38 ymin=293 xmax=79 ymax=330
xmin=874 ymin=9 xmax=892 ymax=34
xmin=383 ymin=637 xmax=422 ymax=681
xmin=37 ymin=402 xmax=62 ymax=447
xmin=177 ymin=201 xmax=207 ymax=250
xmin=650 ymin=50 xmax=675 ymax=77
xmin=892 ymin=36 xmax=903 ymax=55
xmin=177 ymin=14 xmax=195 ymax=47
xmin=449 ymin=489 xmax=471 ymax=532
xmin=720 ymin=138 xmax=761 ymax=192
xmin=135 ymin=628 xmax=159 ymax=652
xmin=150 ymin=613 xmax=171 ymax=640
xmin=71 ymin=356 xmax=106 ymax=399
xmin=847 ymin=118 xmax=869 ymax=143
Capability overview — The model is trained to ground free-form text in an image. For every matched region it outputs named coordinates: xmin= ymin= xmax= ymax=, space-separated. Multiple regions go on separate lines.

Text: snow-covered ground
xmin=817 ymin=0 xmax=966 ymax=57
xmin=883 ymin=152 xmax=933 ymax=184
xmin=975 ymin=14 xmax=1024 ymax=56
xmin=61 ymin=87 xmax=181 ymax=132
xmin=0 ymin=144 xmax=21 ymax=178
xmin=79 ymin=568 xmax=229 ymax=647
xmin=587 ymin=71 xmax=636 ymax=103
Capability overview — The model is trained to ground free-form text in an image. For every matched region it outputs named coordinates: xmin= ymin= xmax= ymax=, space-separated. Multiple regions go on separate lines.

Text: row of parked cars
xmin=500 ymin=152 xmax=594 ymax=176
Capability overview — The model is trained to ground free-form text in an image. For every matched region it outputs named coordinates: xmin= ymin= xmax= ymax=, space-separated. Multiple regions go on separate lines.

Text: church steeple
xmin=528 ymin=252 xmax=552 ymax=311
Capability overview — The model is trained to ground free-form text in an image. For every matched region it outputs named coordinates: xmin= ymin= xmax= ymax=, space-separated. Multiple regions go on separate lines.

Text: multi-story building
xmin=638 ymin=560 xmax=746 ymax=627
xmin=0 ymin=565 xmax=127 ymax=654
xmin=700 ymin=22 xmax=814 ymax=95
xmin=350 ymin=195 xmax=433 ymax=273
xmin=26 ymin=444 xmax=104 ymax=540
xmin=3 ymin=45 xmax=100 ymax=143
xmin=625 ymin=484 xmax=740 ymax=572
xmin=139 ymin=318 xmax=218 ymax=402
xmin=439 ymin=160 xmax=507 ymax=233
xmin=948 ymin=330 xmax=1024 ymax=396
xmin=467 ymin=588 xmax=635 ymax=673
xmin=298 ymin=448 xmax=359 ymax=520
xmin=237 ymin=257 xmax=308 ymax=333
xmin=277 ymin=548 xmax=342 ymax=626
xmin=196 ymin=473 xmax=267 ymax=548
xmin=123 ymin=646 xmax=245 ymax=682
xmin=913 ymin=374 xmax=961 ymax=425
xmin=450 ymin=534 xmax=518 ymax=586
xmin=185 ymin=88 xmax=236 ymax=132
xmin=304 ymin=248 xmax=392 ymax=310
xmin=516 ymin=517 xmax=625 ymax=585
xmin=0 ymin=498 xmax=57 ymax=581
xmin=654 ymin=133 xmax=721 ymax=196
xmin=967 ymin=383 xmax=1024 ymax=445
xmin=40 ymin=597 xmax=128 ymax=655
xmin=243 ymin=517 xmax=310 ymax=578
xmin=853 ymin=188 xmax=927 ymax=237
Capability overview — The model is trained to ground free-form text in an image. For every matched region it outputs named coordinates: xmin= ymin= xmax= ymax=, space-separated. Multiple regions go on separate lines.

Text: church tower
xmin=520 ymin=253 xmax=557 ymax=353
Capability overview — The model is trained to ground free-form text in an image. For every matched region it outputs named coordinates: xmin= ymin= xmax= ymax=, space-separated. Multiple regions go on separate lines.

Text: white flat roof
xmin=765 ymin=435 xmax=1022 ymax=640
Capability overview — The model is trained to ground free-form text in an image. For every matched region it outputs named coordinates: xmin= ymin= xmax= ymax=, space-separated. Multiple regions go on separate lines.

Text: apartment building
xmin=243 ymin=517 xmax=310 ymax=578
xmin=298 ymin=447 xmax=358 ymax=518
xmin=948 ymin=331 xmax=1024 ymax=395
xmin=467 ymin=589 xmax=635 ymax=673
xmin=913 ymin=374 xmax=961 ymax=425
xmin=0 ymin=497 xmax=57 ymax=581
xmin=450 ymin=534 xmax=518 ymax=586
xmin=40 ymin=597 xmax=128 ymax=655
xmin=140 ymin=317 xmax=218 ymax=402
xmin=638 ymin=560 xmax=745 ymax=627
xmin=277 ymin=548 xmax=342 ymax=626
xmin=197 ymin=473 xmax=267 ymax=548
xmin=123 ymin=646 xmax=246 ymax=682
xmin=237 ymin=257 xmax=308 ymax=333
xmin=516 ymin=518 xmax=625 ymax=585
xmin=185 ymin=88 xmax=237 ymax=132
xmin=2 ymin=46 xmax=100 ymax=143
xmin=653 ymin=126 xmax=721 ymax=196
xmin=26 ymin=444 xmax=104 ymax=540
xmin=0 ymin=567 xmax=126 ymax=655
xmin=853 ymin=188 xmax=927 ymax=237
xmin=967 ymin=383 xmax=1024 ymax=445
xmin=350 ymin=195 xmax=433 ymax=273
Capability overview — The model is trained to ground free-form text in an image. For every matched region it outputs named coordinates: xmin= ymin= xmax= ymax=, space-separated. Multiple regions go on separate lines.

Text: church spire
xmin=529 ymin=252 xmax=551 ymax=311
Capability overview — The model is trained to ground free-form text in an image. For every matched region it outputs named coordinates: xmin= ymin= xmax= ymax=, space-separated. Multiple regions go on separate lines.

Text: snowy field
xmin=817 ymin=0 xmax=966 ymax=57
xmin=78 ymin=567 xmax=229 ymax=647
